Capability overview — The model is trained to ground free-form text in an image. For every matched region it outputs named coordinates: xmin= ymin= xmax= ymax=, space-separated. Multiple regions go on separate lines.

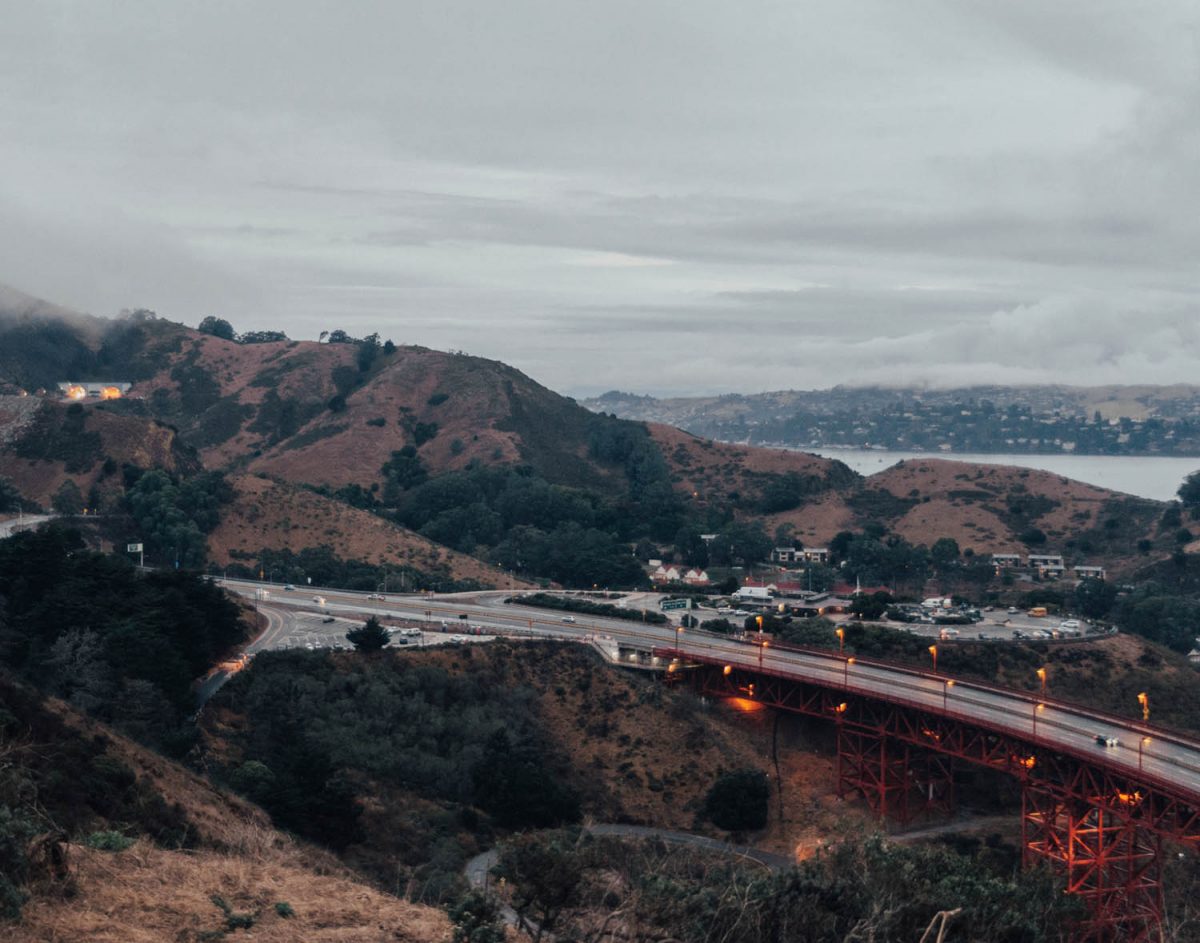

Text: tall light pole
xmin=1138 ymin=691 xmax=1150 ymax=722
xmin=1140 ymin=736 xmax=1151 ymax=773
xmin=1036 ymin=667 xmax=1047 ymax=697
xmin=943 ymin=679 xmax=954 ymax=712
xmin=1033 ymin=702 xmax=1044 ymax=741
xmin=836 ymin=626 xmax=845 ymax=654
xmin=928 ymin=644 xmax=938 ymax=673
xmin=759 ymin=638 xmax=768 ymax=672
xmin=844 ymin=656 xmax=854 ymax=688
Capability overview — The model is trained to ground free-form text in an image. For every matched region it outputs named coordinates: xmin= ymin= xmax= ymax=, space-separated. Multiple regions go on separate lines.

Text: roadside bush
xmin=702 ymin=769 xmax=769 ymax=832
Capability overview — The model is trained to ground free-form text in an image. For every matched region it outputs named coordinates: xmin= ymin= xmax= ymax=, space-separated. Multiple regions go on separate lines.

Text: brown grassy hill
xmin=759 ymin=457 xmax=1165 ymax=573
xmin=648 ymin=422 xmax=856 ymax=508
xmin=209 ymin=474 xmax=535 ymax=588
xmin=0 ymin=398 xmax=199 ymax=510
xmin=0 ymin=673 xmax=449 ymax=943
xmin=112 ymin=328 xmax=627 ymax=493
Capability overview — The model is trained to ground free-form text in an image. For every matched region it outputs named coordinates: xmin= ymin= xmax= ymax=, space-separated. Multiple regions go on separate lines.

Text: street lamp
xmin=836 ymin=626 xmax=845 ymax=654
xmin=844 ymin=656 xmax=855 ymax=688
xmin=1137 ymin=692 xmax=1150 ymax=722
xmin=943 ymin=679 xmax=954 ymax=712
xmin=1140 ymin=736 xmax=1151 ymax=773
xmin=1036 ymin=667 xmax=1047 ymax=697
xmin=759 ymin=638 xmax=768 ymax=672
xmin=928 ymin=644 xmax=938 ymax=673
xmin=1033 ymin=702 xmax=1045 ymax=740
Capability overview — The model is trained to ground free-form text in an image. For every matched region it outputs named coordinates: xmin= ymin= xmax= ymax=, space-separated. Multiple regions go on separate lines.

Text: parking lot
xmin=253 ymin=609 xmax=496 ymax=653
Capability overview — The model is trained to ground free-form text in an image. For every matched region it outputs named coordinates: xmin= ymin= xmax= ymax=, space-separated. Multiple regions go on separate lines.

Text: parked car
xmin=1060 ymin=619 xmax=1080 ymax=629
xmin=450 ymin=634 xmax=468 ymax=643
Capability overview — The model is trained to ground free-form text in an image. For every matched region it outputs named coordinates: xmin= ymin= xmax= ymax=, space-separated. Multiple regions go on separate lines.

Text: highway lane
xmin=215 ymin=579 xmax=1200 ymax=802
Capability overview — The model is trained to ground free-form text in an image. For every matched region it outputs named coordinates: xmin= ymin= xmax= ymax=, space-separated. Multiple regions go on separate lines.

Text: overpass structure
xmin=214 ymin=580 xmax=1198 ymax=939
xmin=657 ymin=634 xmax=1200 ymax=943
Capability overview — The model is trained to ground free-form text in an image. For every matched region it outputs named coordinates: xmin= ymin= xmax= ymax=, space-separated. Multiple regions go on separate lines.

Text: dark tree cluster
xmin=0 ymin=527 xmax=244 ymax=755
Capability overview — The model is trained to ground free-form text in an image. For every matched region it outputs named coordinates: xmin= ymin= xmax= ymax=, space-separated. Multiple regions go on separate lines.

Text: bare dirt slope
xmin=209 ymin=474 xmax=535 ymax=588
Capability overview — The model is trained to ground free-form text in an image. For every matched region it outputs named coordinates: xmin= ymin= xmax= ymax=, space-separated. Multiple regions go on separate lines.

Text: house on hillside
xmin=771 ymin=547 xmax=801 ymax=564
xmin=1074 ymin=565 xmax=1106 ymax=581
xmin=682 ymin=568 xmax=711 ymax=587
xmin=1028 ymin=554 xmax=1065 ymax=577
xmin=991 ymin=553 xmax=1022 ymax=569
xmin=56 ymin=381 xmax=132 ymax=400
xmin=801 ymin=548 xmax=830 ymax=563
xmin=650 ymin=564 xmax=681 ymax=584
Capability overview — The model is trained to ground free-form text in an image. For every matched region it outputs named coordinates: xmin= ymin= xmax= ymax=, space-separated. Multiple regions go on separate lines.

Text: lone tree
xmin=197 ymin=316 xmax=236 ymax=340
xmin=1180 ymin=471 xmax=1200 ymax=518
xmin=703 ymin=768 xmax=770 ymax=832
xmin=346 ymin=616 xmax=389 ymax=652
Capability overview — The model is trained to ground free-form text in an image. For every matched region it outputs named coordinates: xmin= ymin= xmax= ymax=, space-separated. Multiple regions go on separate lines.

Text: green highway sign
xmin=660 ymin=598 xmax=690 ymax=611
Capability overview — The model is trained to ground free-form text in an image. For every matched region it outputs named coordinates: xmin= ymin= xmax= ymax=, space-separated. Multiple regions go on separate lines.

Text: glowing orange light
xmin=834 ymin=702 xmax=847 ymax=714
xmin=723 ymin=664 xmax=732 ymax=676
xmin=100 ymin=386 xmax=122 ymax=399
xmin=66 ymin=385 xmax=86 ymax=400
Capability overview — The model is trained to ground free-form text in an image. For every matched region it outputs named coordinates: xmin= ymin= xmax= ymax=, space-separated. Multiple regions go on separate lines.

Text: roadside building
xmin=771 ymin=546 xmax=802 ymax=564
xmin=682 ymin=568 xmax=711 ymax=587
xmin=991 ymin=553 xmax=1022 ymax=569
xmin=801 ymin=548 xmax=830 ymax=563
xmin=1073 ymin=565 xmax=1106 ymax=581
xmin=650 ymin=564 xmax=681 ymax=584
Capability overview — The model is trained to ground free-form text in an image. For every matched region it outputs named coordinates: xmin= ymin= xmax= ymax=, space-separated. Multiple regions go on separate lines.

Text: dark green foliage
xmin=381 ymin=445 xmax=428 ymax=500
xmin=1115 ymin=591 xmax=1200 ymax=653
xmin=197 ymin=316 xmax=236 ymax=340
xmin=214 ymin=649 xmax=578 ymax=849
xmin=0 ymin=527 xmax=244 ymax=746
xmin=274 ymin=901 xmax=295 ymax=918
xmin=706 ymin=522 xmax=772 ymax=567
xmin=1179 ymin=471 xmax=1200 ymax=510
xmin=501 ymin=830 xmax=1080 ymax=943
xmin=365 ymin=416 xmax=387 ymax=427
xmin=756 ymin=472 xmax=829 ymax=513
xmin=124 ymin=468 xmax=232 ymax=568
xmin=777 ymin=617 xmax=838 ymax=646
xmin=1072 ymin=578 xmax=1118 ymax=619
xmin=239 ymin=330 xmax=289 ymax=344
xmin=1020 ymin=527 xmax=1048 ymax=546
xmin=190 ymin=395 xmax=254 ymax=448
xmin=490 ymin=523 xmax=645 ymax=587
xmin=331 ymin=364 xmax=359 ymax=397
xmin=473 ymin=730 xmax=581 ymax=828
xmin=846 ymin=488 xmax=919 ymax=521
xmin=346 ymin=616 xmax=389 ymax=652
xmin=512 ymin=593 xmax=667 ymax=624
xmin=449 ymin=890 xmax=505 ymax=943
xmin=412 ymin=421 xmax=439 ymax=446
xmin=170 ymin=361 xmax=223 ymax=416
xmin=427 ymin=392 xmax=450 ymax=407
xmin=848 ymin=590 xmax=893 ymax=620
xmin=51 ymin=479 xmax=84 ymax=515
xmin=14 ymin=403 xmax=104 ymax=473
xmin=83 ymin=830 xmax=134 ymax=852
xmin=247 ymin=389 xmax=322 ymax=445
xmin=0 ymin=804 xmax=36 ymax=919
xmin=702 ymin=769 xmax=770 ymax=832
xmin=327 ymin=394 xmax=347 ymax=413
xmin=700 ymin=618 xmax=734 ymax=634
xmin=0 ymin=477 xmax=22 ymax=513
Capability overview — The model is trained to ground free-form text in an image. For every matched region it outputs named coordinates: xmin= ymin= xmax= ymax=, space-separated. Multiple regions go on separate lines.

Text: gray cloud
xmin=1 ymin=1 xmax=1199 ymax=395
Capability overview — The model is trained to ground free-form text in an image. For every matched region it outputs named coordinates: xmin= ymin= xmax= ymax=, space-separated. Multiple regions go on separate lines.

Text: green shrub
xmin=85 ymin=830 xmax=134 ymax=852
xmin=274 ymin=901 xmax=295 ymax=918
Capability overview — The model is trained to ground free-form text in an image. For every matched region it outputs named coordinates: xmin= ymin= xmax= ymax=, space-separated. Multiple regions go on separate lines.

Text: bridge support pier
xmin=836 ymin=722 xmax=955 ymax=827
xmin=1022 ymin=782 xmax=1163 ymax=942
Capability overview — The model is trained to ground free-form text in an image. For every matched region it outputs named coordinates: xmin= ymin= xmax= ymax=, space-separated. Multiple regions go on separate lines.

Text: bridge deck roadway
xmin=664 ymin=634 xmax=1200 ymax=814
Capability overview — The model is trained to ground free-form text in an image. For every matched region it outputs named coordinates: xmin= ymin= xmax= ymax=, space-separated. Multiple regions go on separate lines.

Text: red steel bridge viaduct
xmin=657 ymin=637 xmax=1200 ymax=942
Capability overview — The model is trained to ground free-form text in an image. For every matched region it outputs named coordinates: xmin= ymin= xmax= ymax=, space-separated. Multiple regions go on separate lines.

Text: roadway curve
xmin=214 ymin=579 xmax=1200 ymax=808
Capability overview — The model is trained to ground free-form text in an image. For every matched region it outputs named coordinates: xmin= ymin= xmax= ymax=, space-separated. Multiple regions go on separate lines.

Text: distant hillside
xmin=585 ymin=385 xmax=1200 ymax=456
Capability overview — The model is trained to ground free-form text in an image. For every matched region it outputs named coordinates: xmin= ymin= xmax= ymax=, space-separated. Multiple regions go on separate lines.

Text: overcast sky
xmin=2 ymin=2 xmax=1199 ymax=397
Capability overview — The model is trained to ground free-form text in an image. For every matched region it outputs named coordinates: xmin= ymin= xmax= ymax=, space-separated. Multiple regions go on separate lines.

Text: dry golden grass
xmin=2 ymin=840 xmax=450 ymax=943
xmin=208 ymin=474 xmax=534 ymax=589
